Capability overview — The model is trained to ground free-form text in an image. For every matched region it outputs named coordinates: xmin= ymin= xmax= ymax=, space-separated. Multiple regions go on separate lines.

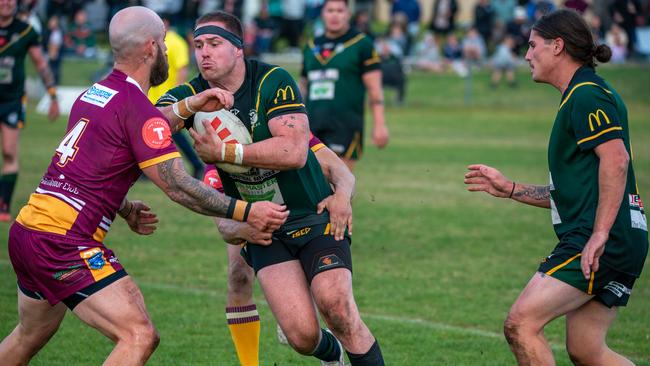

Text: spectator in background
xmin=353 ymin=8 xmax=375 ymax=39
xmin=610 ymin=0 xmax=641 ymax=56
xmin=281 ymin=0 xmax=306 ymax=50
xmin=443 ymin=33 xmax=467 ymax=76
xmin=564 ymin=0 xmax=589 ymax=14
xmin=430 ymin=0 xmax=458 ymax=42
xmin=462 ymin=27 xmax=487 ymax=65
xmin=43 ymin=15 xmax=64 ymax=85
xmin=490 ymin=35 xmax=517 ymax=87
xmin=389 ymin=12 xmax=412 ymax=55
xmin=378 ymin=21 xmax=408 ymax=105
xmin=606 ymin=23 xmax=629 ymax=63
xmin=474 ymin=0 xmax=495 ymax=48
xmin=527 ymin=0 xmax=555 ymax=21
xmin=64 ymin=8 xmax=96 ymax=58
xmin=586 ymin=11 xmax=605 ymax=44
xmin=506 ymin=6 xmax=530 ymax=55
xmin=391 ymin=0 xmax=421 ymax=37
xmin=412 ymin=31 xmax=443 ymax=72
xmin=254 ymin=1 xmax=276 ymax=54
xmin=493 ymin=0 xmax=516 ymax=26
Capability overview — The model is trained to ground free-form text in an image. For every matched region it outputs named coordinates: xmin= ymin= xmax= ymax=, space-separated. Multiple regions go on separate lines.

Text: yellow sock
xmin=226 ymin=305 xmax=260 ymax=366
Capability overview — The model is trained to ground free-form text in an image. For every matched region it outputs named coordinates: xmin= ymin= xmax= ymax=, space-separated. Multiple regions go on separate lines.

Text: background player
xmin=301 ymin=0 xmax=389 ymax=171
xmin=0 ymin=0 xmax=59 ymax=222
xmin=465 ymin=9 xmax=647 ymax=365
xmin=0 ymin=7 xmax=287 ymax=365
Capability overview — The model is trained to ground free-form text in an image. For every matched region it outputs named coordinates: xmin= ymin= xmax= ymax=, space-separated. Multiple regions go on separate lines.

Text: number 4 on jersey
xmin=56 ymin=119 xmax=89 ymax=167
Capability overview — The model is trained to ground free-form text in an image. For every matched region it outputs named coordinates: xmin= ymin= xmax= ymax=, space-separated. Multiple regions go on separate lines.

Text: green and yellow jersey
xmin=0 ymin=18 xmax=40 ymax=102
xmin=301 ymin=28 xmax=380 ymax=135
xmin=548 ymin=65 xmax=648 ymax=276
xmin=156 ymin=59 xmax=333 ymax=220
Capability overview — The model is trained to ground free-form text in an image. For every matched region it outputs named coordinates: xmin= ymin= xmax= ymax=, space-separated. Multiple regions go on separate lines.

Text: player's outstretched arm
xmin=142 ymin=157 xmax=288 ymax=231
xmin=117 ymin=198 xmax=159 ymax=235
xmin=190 ymin=113 xmax=310 ymax=170
xmin=315 ymin=146 xmax=355 ymax=240
xmin=464 ymin=164 xmax=551 ymax=208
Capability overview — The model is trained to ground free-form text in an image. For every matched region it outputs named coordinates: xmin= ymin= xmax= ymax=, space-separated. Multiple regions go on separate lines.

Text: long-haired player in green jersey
xmin=465 ymin=9 xmax=647 ymax=365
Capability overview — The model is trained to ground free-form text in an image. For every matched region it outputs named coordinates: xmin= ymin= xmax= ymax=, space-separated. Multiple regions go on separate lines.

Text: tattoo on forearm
xmin=157 ymin=158 xmax=232 ymax=216
xmin=513 ymin=185 xmax=550 ymax=201
xmin=38 ymin=66 xmax=55 ymax=88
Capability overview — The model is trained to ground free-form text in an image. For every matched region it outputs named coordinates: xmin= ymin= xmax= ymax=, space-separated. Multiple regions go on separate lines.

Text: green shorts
xmin=538 ymin=241 xmax=637 ymax=307
xmin=0 ymin=97 xmax=26 ymax=129
xmin=242 ymin=213 xmax=352 ymax=283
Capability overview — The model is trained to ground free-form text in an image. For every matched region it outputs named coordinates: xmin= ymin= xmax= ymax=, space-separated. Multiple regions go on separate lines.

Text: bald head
xmin=109 ymin=6 xmax=164 ymax=63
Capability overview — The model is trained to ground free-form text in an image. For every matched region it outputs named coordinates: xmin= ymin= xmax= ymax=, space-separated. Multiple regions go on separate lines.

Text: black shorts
xmin=312 ymin=127 xmax=363 ymax=161
xmin=538 ymin=241 xmax=637 ymax=308
xmin=243 ymin=221 xmax=352 ymax=283
xmin=0 ymin=97 xmax=26 ymax=129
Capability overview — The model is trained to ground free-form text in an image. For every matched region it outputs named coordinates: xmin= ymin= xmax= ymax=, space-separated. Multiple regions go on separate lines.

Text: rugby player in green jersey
xmin=156 ymin=11 xmax=384 ymax=366
xmin=465 ymin=10 xmax=647 ymax=365
xmin=0 ymin=0 xmax=59 ymax=222
xmin=301 ymin=0 xmax=389 ymax=171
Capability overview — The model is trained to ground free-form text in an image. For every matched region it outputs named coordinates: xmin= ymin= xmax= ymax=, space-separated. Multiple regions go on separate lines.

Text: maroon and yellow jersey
xmin=16 ymin=70 xmax=180 ymax=242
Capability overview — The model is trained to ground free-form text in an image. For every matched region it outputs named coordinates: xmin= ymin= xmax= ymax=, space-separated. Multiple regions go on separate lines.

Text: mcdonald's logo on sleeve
xmin=587 ymin=109 xmax=611 ymax=132
xmin=274 ymin=86 xmax=295 ymax=104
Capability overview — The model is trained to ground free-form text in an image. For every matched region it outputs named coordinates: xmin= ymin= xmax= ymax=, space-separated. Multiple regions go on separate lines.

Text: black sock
xmin=311 ymin=329 xmax=342 ymax=362
xmin=347 ymin=340 xmax=384 ymax=366
xmin=0 ymin=173 xmax=18 ymax=212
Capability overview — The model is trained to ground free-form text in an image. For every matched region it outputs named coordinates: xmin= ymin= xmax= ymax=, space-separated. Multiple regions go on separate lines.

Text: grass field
xmin=1 ymin=60 xmax=649 ymax=365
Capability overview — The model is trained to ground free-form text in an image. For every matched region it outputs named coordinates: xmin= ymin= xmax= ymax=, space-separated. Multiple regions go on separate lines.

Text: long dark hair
xmin=533 ymin=9 xmax=611 ymax=68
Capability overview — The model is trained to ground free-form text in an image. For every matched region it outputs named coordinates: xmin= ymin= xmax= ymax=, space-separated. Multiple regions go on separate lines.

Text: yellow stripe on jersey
xmin=559 ymin=82 xmax=612 ymax=111
xmin=311 ymin=143 xmax=326 ymax=153
xmin=266 ymin=103 xmax=305 ymax=116
xmin=545 ymin=253 xmax=581 ymax=276
xmin=138 ymin=152 xmax=182 ymax=169
xmin=576 ymin=126 xmax=623 ymax=145
xmin=344 ymin=132 xmax=361 ymax=159
xmin=0 ymin=25 xmax=34 ymax=54
xmin=255 ymin=67 xmax=281 ymax=113
xmin=157 ymin=101 xmax=174 ymax=105
xmin=184 ymin=82 xmax=197 ymax=95
xmin=364 ymin=56 xmax=381 ymax=66
xmin=92 ymin=227 xmax=107 ymax=243
xmin=312 ymin=33 xmax=367 ymax=65
xmin=16 ymin=193 xmax=79 ymax=235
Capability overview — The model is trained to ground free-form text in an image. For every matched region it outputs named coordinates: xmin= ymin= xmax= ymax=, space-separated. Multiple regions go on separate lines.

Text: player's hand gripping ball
xmin=194 ymin=109 xmax=252 ymax=174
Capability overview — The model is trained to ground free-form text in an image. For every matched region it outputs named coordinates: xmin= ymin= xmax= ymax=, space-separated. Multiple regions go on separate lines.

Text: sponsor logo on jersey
xmin=289 ymin=227 xmax=311 ymax=238
xmin=141 ymin=117 xmax=172 ymax=149
xmin=203 ymin=169 xmax=223 ymax=191
xmin=587 ymin=109 xmax=611 ymax=132
xmin=274 ymin=85 xmax=295 ymax=104
xmin=80 ymin=83 xmax=119 ymax=108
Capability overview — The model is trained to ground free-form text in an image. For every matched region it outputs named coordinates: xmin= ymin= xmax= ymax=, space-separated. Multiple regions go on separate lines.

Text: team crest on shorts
xmin=80 ymin=248 xmax=106 ymax=270
xmin=317 ymin=254 xmax=342 ymax=270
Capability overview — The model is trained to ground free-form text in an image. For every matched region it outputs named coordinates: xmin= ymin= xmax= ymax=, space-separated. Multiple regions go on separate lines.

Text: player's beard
xmin=149 ymin=43 xmax=169 ymax=87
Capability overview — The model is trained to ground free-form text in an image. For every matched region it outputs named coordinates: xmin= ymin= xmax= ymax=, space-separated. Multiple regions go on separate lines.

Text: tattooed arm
xmin=142 ymin=158 xmax=289 ymax=230
xmin=191 ymin=113 xmax=310 ymax=170
xmin=28 ymin=45 xmax=59 ymax=121
xmin=464 ymin=164 xmax=550 ymax=208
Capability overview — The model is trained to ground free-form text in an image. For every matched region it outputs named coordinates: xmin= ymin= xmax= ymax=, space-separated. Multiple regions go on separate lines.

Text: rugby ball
xmin=194 ymin=109 xmax=252 ymax=174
